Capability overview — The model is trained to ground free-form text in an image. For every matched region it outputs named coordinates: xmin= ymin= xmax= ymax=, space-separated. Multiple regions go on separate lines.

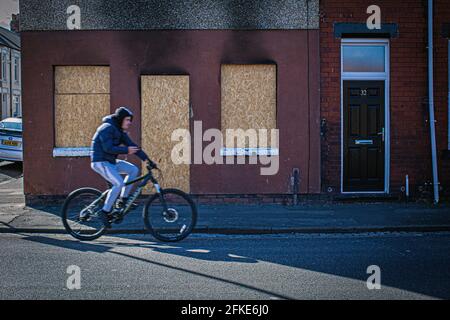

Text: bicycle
xmin=61 ymin=161 xmax=197 ymax=242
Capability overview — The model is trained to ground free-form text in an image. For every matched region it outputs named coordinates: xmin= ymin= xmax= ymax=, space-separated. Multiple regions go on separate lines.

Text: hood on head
xmin=103 ymin=107 xmax=134 ymax=128
xmin=102 ymin=115 xmax=115 ymax=125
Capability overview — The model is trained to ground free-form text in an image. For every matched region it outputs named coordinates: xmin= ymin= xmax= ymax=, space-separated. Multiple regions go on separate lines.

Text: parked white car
xmin=0 ymin=117 xmax=22 ymax=162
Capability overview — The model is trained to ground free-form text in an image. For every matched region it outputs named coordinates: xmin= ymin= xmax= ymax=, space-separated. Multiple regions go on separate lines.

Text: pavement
xmin=0 ymin=166 xmax=450 ymax=234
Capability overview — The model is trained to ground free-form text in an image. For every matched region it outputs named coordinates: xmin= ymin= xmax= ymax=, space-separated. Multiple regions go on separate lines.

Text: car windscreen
xmin=0 ymin=121 xmax=22 ymax=132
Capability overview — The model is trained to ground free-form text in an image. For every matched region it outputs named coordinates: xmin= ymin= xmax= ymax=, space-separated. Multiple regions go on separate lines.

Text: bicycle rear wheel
xmin=143 ymin=188 xmax=197 ymax=242
xmin=61 ymin=188 xmax=107 ymax=241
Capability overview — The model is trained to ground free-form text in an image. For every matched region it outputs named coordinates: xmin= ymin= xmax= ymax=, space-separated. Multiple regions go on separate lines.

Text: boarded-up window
xmin=221 ymin=64 xmax=276 ymax=148
xmin=54 ymin=66 xmax=110 ymax=147
xmin=141 ymin=75 xmax=190 ymax=193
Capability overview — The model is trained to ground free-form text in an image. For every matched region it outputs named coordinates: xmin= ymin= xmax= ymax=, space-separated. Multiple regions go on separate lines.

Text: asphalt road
xmin=1 ymin=231 xmax=450 ymax=299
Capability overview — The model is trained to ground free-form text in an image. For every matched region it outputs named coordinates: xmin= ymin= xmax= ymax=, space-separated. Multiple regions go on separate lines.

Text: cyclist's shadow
xmin=21 ymin=234 xmax=111 ymax=254
xmin=21 ymin=234 xmax=258 ymax=264
xmin=99 ymin=235 xmax=258 ymax=264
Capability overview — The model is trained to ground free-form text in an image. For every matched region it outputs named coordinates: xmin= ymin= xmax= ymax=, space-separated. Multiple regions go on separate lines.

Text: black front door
xmin=343 ymin=80 xmax=385 ymax=192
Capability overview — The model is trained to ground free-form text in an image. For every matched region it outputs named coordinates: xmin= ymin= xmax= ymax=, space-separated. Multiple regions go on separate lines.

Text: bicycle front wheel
xmin=143 ymin=188 xmax=197 ymax=242
xmin=61 ymin=188 xmax=107 ymax=241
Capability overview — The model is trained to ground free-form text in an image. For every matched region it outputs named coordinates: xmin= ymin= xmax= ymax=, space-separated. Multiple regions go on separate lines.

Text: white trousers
xmin=91 ymin=160 xmax=139 ymax=212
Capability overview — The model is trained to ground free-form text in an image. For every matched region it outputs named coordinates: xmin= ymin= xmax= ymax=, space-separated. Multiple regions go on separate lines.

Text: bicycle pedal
xmin=79 ymin=216 xmax=89 ymax=222
xmin=112 ymin=213 xmax=124 ymax=224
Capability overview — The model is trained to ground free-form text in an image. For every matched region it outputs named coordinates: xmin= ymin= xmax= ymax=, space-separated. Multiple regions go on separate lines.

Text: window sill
xmin=220 ymin=147 xmax=279 ymax=156
xmin=53 ymin=147 xmax=90 ymax=157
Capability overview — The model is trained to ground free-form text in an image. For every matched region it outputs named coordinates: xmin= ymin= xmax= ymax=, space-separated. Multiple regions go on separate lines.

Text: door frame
xmin=340 ymin=38 xmax=390 ymax=194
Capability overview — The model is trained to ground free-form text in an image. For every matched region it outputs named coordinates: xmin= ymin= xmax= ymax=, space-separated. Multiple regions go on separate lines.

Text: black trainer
xmin=112 ymin=211 xmax=124 ymax=224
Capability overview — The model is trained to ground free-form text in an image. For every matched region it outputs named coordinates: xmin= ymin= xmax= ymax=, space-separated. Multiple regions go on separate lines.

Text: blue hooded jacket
xmin=90 ymin=107 xmax=149 ymax=164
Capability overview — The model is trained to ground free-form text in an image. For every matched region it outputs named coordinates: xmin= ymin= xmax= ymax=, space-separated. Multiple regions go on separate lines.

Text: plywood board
xmin=55 ymin=94 xmax=110 ymax=147
xmin=141 ymin=75 xmax=190 ymax=193
xmin=221 ymin=64 xmax=276 ymax=148
xmin=55 ymin=66 xmax=110 ymax=94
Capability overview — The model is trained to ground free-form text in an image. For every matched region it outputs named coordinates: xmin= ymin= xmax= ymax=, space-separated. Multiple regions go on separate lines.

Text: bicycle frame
xmin=88 ymin=168 xmax=167 ymax=219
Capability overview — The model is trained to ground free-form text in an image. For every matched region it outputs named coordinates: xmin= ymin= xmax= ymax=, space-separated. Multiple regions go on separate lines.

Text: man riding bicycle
xmin=89 ymin=106 xmax=157 ymax=228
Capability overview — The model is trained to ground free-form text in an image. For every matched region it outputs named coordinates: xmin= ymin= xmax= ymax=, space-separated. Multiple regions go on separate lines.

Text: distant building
xmin=0 ymin=26 xmax=21 ymax=119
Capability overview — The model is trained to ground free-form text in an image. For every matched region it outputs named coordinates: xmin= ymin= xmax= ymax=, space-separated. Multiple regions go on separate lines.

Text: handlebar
xmin=146 ymin=160 xmax=158 ymax=171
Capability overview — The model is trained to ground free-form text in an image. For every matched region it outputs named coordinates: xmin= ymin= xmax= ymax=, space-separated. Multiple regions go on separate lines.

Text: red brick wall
xmin=320 ymin=0 xmax=449 ymax=197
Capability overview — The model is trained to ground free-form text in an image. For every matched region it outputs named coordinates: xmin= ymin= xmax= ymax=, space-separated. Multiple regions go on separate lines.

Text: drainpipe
xmin=448 ymin=40 xmax=450 ymax=151
xmin=428 ymin=0 xmax=440 ymax=203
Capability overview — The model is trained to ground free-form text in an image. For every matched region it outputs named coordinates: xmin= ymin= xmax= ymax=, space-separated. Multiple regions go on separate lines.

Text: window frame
xmin=341 ymin=39 xmax=389 ymax=80
xmin=0 ymin=50 xmax=7 ymax=82
xmin=219 ymin=64 xmax=279 ymax=156
xmin=342 ymin=45 xmax=386 ymax=73
xmin=1 ymin=91 xmax=9 ymax=120
xmin=0 ymin=51 xmax=3 ymax=81
xmin=12 ymin=95 xmax=20 ymax=117
xmin=53 ymin=65 xmax=111 ymax=157
xmin=13 ymin=57 xmax=18 ymax=83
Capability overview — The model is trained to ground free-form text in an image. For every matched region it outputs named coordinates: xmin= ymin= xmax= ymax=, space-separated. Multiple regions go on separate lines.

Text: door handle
xmin=377 ymin=127 xmax=385 ymax=142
